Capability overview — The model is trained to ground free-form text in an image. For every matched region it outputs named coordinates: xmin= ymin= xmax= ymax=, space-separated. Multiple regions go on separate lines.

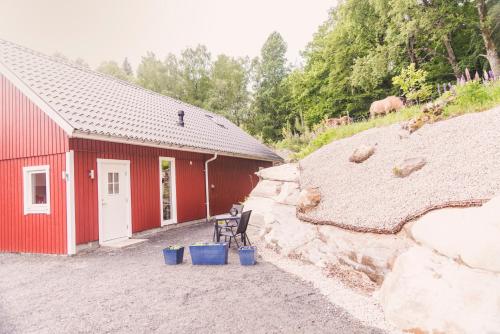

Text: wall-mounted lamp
xmin=89 ymin=170 xmax=95 ymax=179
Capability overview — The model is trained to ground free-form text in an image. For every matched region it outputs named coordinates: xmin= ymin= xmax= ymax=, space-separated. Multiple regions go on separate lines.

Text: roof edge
xmin=0 ymin=58 xmax=74 ymax=136
xmin=71 ymin=131 xmax=283 ymax=163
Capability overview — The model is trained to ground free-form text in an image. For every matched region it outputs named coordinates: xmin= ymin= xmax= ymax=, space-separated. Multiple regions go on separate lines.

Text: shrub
xmin=392 ymin=63 xmax=432 ymax=104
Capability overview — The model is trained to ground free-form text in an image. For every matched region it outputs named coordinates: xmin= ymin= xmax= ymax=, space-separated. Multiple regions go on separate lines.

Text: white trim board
xmin=72 ymin=131 xmax=280 ymax=163
xmin=65 ymin=151 xmax=76 ymax=255
xmin=159 ymin=157 xmax=178 ymax=226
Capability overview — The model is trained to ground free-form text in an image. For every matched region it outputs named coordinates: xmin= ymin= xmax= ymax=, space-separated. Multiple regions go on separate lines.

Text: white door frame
xmin=97 ymin=158 xmax=132 ymax=244
xmin=159 ymin=157 xmax=177 ymax=226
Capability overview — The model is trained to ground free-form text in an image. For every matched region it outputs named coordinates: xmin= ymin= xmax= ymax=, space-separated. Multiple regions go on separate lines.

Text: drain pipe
xmin=205 ymin=154 xmax=218 ymax=219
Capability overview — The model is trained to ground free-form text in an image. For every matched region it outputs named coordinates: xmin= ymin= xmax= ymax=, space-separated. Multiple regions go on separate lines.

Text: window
xmin=23 ymin=165 xmax=50 ymax=215
xmin=107 ymin=172 xmax=119 ymax=195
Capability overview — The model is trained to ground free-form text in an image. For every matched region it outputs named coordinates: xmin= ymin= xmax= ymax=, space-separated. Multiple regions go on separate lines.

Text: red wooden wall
xmin=208 ymin=156 xmax=272 ymax=215
xmin=0 ymin=74 xmax=69 ymax=254
xmin=71 ymin=139 xmax=208 ymax=244
xmin=70 ymin=139 xmax=270 ymax=245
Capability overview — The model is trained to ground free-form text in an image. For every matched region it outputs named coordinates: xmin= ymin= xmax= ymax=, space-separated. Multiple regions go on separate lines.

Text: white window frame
xmin=23 ymin=165 xmax=51 ymax=215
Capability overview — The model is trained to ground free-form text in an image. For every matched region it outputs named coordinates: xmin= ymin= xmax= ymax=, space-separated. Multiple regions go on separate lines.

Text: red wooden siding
xmin=0 ymin=74 xmax=69 ymax=254
xmin=70 ymin=139 xmax=270 ymax=245
xmin=0 ymin=155 xmax=68 ymax=254
xmin=0 ymin=74 xmax=69 ymax=160
xmin=208 ymin=156 xmax=272 ymax=215
xmin=70 ymin=139 xmax=208 ymax=244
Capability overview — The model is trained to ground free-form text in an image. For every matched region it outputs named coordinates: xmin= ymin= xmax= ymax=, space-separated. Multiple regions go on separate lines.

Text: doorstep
xmin=100 ymin=238 xmax=148 ymax=249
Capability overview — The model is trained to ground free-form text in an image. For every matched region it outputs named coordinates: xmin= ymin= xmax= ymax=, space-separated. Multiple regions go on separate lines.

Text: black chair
xmin=212 ymin=204 xmax=244 ymax=242
xmin=219 ymin=210 xmax=252 ymax=248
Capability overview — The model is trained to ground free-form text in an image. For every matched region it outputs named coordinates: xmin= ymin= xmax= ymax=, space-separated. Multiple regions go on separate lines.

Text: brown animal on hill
xmin=325 ymin=115 xmax=352 ymax=128
xmin=369 ymin=96 xmax=404 ymax=119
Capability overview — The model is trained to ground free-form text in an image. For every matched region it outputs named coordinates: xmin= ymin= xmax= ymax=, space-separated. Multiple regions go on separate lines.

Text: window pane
xmin=108 ymin=173 xmax=113 ymax=183
xmin=114 ymin=183 xmax=119 ymax=194
xmin=108 ymin=183 xmax=114 ymax=194
xmin=31 ymin=172 xmax=47 ymax=204
xmin=114 ymin=173 xmax=119 ymax=183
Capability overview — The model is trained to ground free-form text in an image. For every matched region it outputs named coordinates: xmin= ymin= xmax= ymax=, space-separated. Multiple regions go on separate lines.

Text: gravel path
xmin=0 ymin=224 xmax=385 ymax=334
xmin=300 ymin=106 xmax=500 ymax=233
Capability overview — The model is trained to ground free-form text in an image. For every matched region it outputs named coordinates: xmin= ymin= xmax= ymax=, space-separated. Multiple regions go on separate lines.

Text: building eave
xmin=71 ymin=131 xmax=283 ymax=163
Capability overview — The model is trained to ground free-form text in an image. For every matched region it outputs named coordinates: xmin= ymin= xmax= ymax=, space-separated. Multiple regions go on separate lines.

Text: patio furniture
xmin=219 ymin=210 xmax=252 ymax=249
xmin=211 ymin=204 xmax=244 ymax=242
xmin=212 ymin=213 xmax=241 ymax=242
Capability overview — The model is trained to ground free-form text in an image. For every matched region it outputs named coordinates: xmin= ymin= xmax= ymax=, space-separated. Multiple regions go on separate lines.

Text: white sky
xmin=0 ymin=0 xmax=335 ymax=69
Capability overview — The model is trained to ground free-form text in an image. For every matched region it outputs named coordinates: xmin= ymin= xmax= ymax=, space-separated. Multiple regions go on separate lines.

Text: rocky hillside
xmin=245 ymin=106 xmax=500 ymax=333
xmin=300 ymin=105 xmax=500 ymax=233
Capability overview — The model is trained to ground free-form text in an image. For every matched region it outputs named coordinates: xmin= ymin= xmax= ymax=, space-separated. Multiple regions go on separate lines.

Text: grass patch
xmin=290 ymin=81 xmax=500 ymax=160
xmin=294 ymin=106 xmax=421 ymax=159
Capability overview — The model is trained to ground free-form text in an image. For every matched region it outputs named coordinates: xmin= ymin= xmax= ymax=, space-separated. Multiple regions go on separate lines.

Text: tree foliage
xmin=92 ymin=0 xmax=499 ymax=143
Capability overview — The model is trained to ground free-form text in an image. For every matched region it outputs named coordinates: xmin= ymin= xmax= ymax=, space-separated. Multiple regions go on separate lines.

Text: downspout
xmin=205 ymin=154 xmax=218 ymax=219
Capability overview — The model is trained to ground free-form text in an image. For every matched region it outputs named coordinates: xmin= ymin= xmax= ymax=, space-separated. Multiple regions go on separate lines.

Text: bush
xmin=392 ymin=63 xmax=432 ymax=104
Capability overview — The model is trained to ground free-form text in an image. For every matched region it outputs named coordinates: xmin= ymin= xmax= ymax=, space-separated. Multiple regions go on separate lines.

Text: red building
xmin=0 ymin=40 xmax=281 ymax=255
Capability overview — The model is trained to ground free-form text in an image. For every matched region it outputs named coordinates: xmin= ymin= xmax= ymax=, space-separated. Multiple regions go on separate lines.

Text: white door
xmin=160 ymin=157 xmax=177 ymax=226
xmin=97 ymin=159 xmax=132 ymax=243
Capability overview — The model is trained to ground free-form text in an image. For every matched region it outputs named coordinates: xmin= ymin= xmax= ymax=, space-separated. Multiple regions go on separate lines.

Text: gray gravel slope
xmin=0 ymin=224 xmax=385 ymax=334
xmin=300 ymin=106 xmax=500 ymax=233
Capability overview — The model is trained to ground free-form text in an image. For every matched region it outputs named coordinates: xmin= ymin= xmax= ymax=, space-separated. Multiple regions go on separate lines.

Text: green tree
xmin=122 ymin=58 xmax=133 ymax=76
xmin=208 ymin=55 xmax=250 ymax=126
xmin=250 ymin=32 xmax=290 ymax=142
xmin=136 ymin=52 xmax=168 ymax=93
xmin=178 ymin=45 xmax=212 ymax=107
xmin=96 ymin=60 xmax=131 ymax=82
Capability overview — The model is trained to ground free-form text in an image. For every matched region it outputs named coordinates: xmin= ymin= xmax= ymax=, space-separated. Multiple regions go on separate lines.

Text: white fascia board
xmin=0 ymin=60 xmax=74 ymax=136
xmin=71 ymin=131 xmax=280 ymax=163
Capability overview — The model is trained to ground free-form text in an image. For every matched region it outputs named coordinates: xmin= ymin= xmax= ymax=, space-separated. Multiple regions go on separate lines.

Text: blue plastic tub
xmin=189 ymin=242 xmax=228 ymax=265
xmin=238 ymin=246 xmax=257 ymax=266
xmin=163 ymin=247 xmax=184 ymax=265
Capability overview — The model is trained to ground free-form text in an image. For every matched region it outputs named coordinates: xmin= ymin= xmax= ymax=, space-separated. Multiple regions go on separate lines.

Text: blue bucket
xmin=238 ymin=246 xmax=256 ymax=266
xmin=189 ymin=242 xmax=228 ymax=265
xmin=163 ymin=247 xmax=184 ymax=265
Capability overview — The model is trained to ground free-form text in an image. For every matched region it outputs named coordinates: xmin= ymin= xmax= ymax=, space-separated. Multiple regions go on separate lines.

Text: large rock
xmin=244 ymin=196 xmax=275 ymax=227
xmin=250 ymin=180 xmax=282 ymax=198
xmin=411 ymin=196 xmax=500 ymax=273
xmin=256 ymin=163 xmax=300 ymax=182
xmin=349 ymin=144 xmax=375 ymax=163
xmin=318 ymin=226 xmax=412 ymax=284
xmin=393 ymin=157 xmax=426 ymax=177
xmin=259 ymin=201 xmax=318 ymax=257
xmin=273 ymin=181 xmax=300 ymax=206
xmin=297 ymin=187 xmax=321 ymax=213
xmin=379 ymin=246 xmax=500 ymax=333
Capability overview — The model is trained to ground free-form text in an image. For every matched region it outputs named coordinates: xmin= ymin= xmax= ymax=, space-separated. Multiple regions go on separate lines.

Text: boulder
xmin=318 ymin=226 xmax=412 ymax=284
xmin=274 ymin=181 xmax=300 ymax=206
xmin=411 ymin=198 xmax=500 ymax=273
xmin=349 ymin=144 xmax=375 ymax=163
xmin=297 ymin=187 xmax=321 ymax=213
xmin=379 ymin=246 xmax=500 ymax=333
xmin=393 ymin=157 xmax=426 ymax=177
xmin=256 ymin=163 xmax=300 ymax=182
xmin=244 ymin=196 xmax=275 ymax=227
xmin=249 ymin=180 xmax=282 ymax=198
xmin=260 ymin=202 xmax=318 ymax=256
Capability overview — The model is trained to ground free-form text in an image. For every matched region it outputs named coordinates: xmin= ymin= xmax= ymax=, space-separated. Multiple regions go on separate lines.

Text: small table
xmin=211 ymin=213 xmax=241 ymax=242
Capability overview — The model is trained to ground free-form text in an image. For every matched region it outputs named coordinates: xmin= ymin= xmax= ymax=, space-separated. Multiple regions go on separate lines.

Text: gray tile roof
xmin=0 ymin=39 xmax=282 ymax=162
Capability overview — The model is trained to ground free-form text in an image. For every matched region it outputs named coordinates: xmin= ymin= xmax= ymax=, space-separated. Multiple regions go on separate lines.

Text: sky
xmin=0 ymin=0 xmax=335 ymax=69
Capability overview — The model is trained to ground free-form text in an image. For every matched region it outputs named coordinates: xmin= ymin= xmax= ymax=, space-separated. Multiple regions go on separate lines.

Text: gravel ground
xmin=300 ymin=106 xmax=500 ymax=233
xmin=0 ymin=224 xmax=386 ymax=334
